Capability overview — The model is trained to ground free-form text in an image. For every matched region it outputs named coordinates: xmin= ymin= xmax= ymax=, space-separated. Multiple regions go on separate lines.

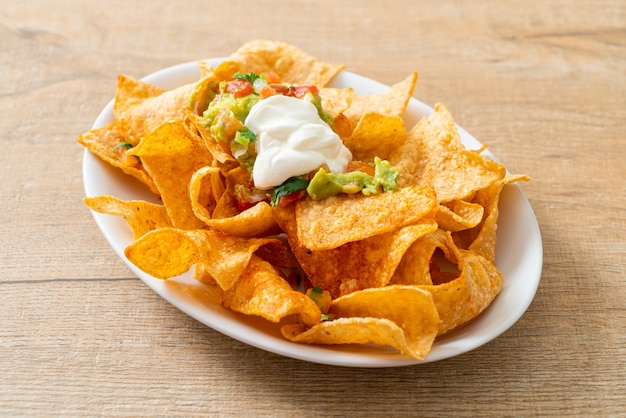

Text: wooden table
xmin=2 ymin=0 xmax=624 ymax=415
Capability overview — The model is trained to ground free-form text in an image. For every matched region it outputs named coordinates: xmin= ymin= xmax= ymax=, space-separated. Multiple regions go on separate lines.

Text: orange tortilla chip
xmin=229 ymin=39 xmax=345 ymax=86
xmin=436 ymin=200 xmax=485 ymax=232
xmin=274 ymin=204 xmax=437 ymax=297
xmin=124 ymin=228 xmax=283 ymax=290
xmin=391 ymin=103 xmax=506 ymax=202
xmin=318 ymin=87 xmax=355 ymax=119
xmin=220 ymin=255 xmax=320 ymax=326
xmin=282 ymin=285 xmax=439 ymax=359
xmin=83 ymin=195 xmax=171 ymax=240
xmin=113 ymin=74 xmax=165 ymax=121
xmin=295 ymin=185 xmax=437 ymax=251
xmin=128 ymin=119 xmax=213 ymax=230
xmin=117 ymin=82 xmax=196 ymax=144
xmin=78 ymin=122 xmax=159 ymax=194
xmin=343 ymin=72 xmax=417 ymax=128
xmin=422 ymin=245 xmax=504 ymax=335
xmin=189 ymin=166 xmax=279 ymax=237
xmin=453 ymin=174 xmax=530 ymax=262
xmin=343 ymin=112 xmax=407 ymax=162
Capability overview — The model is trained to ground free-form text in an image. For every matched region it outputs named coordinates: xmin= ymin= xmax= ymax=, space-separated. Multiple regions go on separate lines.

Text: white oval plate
xmin=83 ymin=58 xmax=542 ymax=367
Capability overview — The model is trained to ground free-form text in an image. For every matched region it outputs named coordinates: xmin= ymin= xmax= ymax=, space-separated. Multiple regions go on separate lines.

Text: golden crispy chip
xmin=421 ymin=244 xmax=504 ymax=335
xmin=78 ymin=122 xmax=159 ymax=194
xmin=229 ymin=39 xmax=345 ymax=86
xmin=189 ymin=167 xmax=278 ymax=237
xmin=128 ymin=119 xmax=213 ymax=230
xmin=113 ymin=74 xmax=165 ymax=121
xmin=318 ymin=87 xmax=355 ymax=119
xmin=188 ymin=166 xmax=221 ymax=220
xmin=118 ymin=82 xmax=196 ymax=144
xmin=436 ymin=200 xmax=485 ymax=232
xmin=185 ymin=109 xmax=237 ymax=166
xmin=274 ymin=204 xmax=437 ymax=297
xmin=295 ymin=185 xmax=437 ymax=251
xmin=390 ymin=103 xmax=506 ymax=202
xmin=282 ymin=285 xmax=439 ymax=359
xmin=343 ymin=112 xmax=407 ymax=162
xmin=124 ymin=228 xmax=282 ymax=290
xmin=189 ymin=60 xmax=242 ymax=117
xmin=83 ymin=195 xmax=171 ymax=240
xmin=343 ymin=72 xmax=417 ymax=128
xmin=208 ymin=203 xmax=279 ymax=237
xmin=453 ymin=174 xmax=530 ymax=262
xmin=392 ymin=229 xmax=453 ymax=286
xmin=220 ymin=255 xmax=320 ymax=326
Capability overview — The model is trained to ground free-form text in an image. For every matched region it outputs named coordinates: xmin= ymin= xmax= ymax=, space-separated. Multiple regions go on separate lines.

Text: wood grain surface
xmin=1 ymin=0 xmax=624 ymax=416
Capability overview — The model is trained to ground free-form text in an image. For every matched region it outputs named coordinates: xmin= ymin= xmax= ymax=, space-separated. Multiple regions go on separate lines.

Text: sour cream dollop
xmin=245 ymin=94 xmax=352 ymax=190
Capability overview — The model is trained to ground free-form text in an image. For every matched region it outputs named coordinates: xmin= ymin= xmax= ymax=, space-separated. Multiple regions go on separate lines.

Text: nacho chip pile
xmin=80 ymin=40 xmax=529 ymax=360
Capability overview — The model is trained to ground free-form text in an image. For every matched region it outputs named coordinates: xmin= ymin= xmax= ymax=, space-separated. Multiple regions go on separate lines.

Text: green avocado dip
xmin=306 ymin=157 xmax=399 ymax=200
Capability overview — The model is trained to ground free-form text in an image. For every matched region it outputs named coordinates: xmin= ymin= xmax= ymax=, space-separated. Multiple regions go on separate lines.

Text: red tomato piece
xmin=226 ymin=79 xmax=254 ymax=98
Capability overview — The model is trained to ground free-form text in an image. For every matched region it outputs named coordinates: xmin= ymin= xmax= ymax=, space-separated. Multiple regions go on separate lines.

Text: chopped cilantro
xmin=233 ymin=72 xmax=261 ymax=85
xmin=270 ymin=177 xmax=309 ymax=207
xmin=112 ymin=141 xmax=134 ymax=152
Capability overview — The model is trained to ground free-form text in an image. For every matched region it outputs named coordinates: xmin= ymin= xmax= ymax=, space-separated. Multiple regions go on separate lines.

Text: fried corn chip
xmin=229 ymin=39 xmax=345 ymax=86
xmin=343 ymin=72 xmax=417 ymax=128
xmin=83 ymin=195 xmax=171 ymax=240
xmin=392 ymin=229 xmax=454 ymax=286
xmin=422 ymin=244 xmax=504 ymax=335
xmin=282 ymin=285 xmax=439 ymax=359
xmin=274 ymin=204 xmax=437 ymax=297
xmin=318 ymin=87 xmax=355 ymax=119
xmin=124 ymin=227 xmax=283 ymax=290
xmin=343 ymin=112 xmax=407 ymax=162
xmin=113 ymin=74 xmax=165 ymax=121
xmin=220 ymin=255 xmax=320 ymax=326
xmin=453 ymin=174 xmax=530 ymax=262
xmin=436 ymin=200 xmax=485 ymax=232
xmin=117 ymin=79 xmax=196 ymax=144
xmin=393 ymin=229 xmax=504 ymax=334
xmin=390 ymin=103 xmax=506 ymax=202
xmin=77 ymin=122 xmax=159 ymax=194
xmin=189 ymin=166 xmax=278 ymax=238
xmin=128 ymin=119 xmax=213 ymax=230
xmin=295 ymin=185 xmax=437 ymax=251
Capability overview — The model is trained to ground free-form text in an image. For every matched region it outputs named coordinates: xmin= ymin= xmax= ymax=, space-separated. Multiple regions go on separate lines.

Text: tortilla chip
xmin=343 ymin=112 xmax=407 ymax=162
xmin=282 ymin=285 xmax=439 ymax=359
xmin=219 ymin=255 xmax=320 ymax=326
xmin=390 ymin=103 xmax=506 ymax=202
xmin=453 ymin=174 xmax=530 ymax=262
xmin=274 ymin=203 xmax=437 ymax=297
xmin=113 ymin=74 xmax=165 ymax=121
xmin=391 ymin=229 xmax=454 ymax=286
xmin=229 ymin=39 xmax=345 ymax=86
xmin=436 ymin=200 xmax=485 ymax=232
xmin=124 ymin=227 xmax=282 ymax=290
xmin=421 ymin=243 xmax=504 ymax=335
xmin=343 ymin=72 xmax=417 ymax=128
xmin=78 ymin=122 xmax=159 ymax=194
xmin=318 ymin=87 xmax=355 ymax=119
xmin=295 ymin=185 xmax=437 ymax=251
xmin=117 ymin=82 xmax=196 ymax=144
xmin=83 ymin=195 xmax=171 ymax=240
xmin=189 ymin=167 xmax=279 ymax=237
xmin=127 ymin=119 xmax=214 ymax=229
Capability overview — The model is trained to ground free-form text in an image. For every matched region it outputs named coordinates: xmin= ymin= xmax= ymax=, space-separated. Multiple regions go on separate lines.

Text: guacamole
xmin=306 ymin=157 xmax=399 ymax=200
